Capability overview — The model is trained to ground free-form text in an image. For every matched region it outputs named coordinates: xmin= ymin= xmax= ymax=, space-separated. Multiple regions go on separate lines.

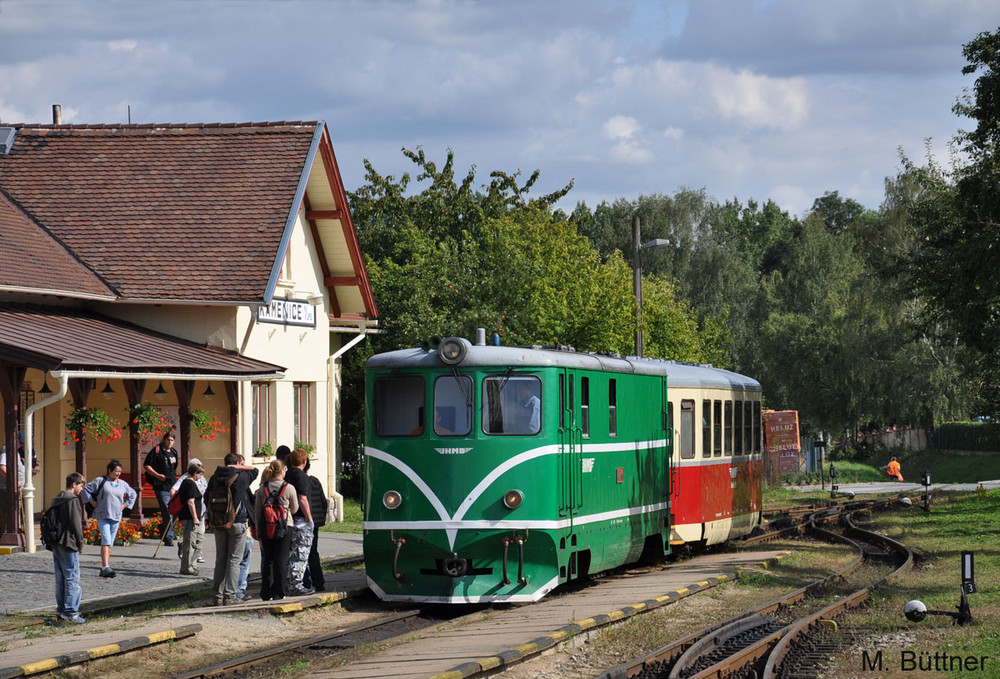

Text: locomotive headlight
xmin=383 ymin=490 xmax=403 ymax=510
xmin=503 ymin=489 xmax=524 ymax=510
xmin=438 ymin=337 xmax=470 ymax=365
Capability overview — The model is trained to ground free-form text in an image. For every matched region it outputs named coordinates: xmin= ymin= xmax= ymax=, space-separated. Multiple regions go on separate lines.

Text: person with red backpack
xmin=254 ymin=458 xmax=298 ymax=601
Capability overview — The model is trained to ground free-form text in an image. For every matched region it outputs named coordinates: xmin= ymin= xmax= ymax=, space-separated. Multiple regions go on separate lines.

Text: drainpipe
xmin=326 ymin=329 xmax=369 ymax=523
xmin=23 ymin=374 xmax=69 ymax=553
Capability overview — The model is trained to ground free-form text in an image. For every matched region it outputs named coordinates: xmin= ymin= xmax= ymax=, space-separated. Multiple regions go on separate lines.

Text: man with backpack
xmin=205 ymin=453 xmax=258 ymax=606
xmin=46 ymin=472 xmax=86 ymax=624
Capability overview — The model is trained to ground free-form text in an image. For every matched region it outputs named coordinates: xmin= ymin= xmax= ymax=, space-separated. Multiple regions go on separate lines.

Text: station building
xmin=0 ymin=117 xmax=378 ymax=550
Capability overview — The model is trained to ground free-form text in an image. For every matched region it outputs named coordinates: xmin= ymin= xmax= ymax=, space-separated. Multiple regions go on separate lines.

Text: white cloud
xmin=603 ymin=115 xmax=641 ymax=140
xmin=710 ymin=67 xmax=809 ymax=129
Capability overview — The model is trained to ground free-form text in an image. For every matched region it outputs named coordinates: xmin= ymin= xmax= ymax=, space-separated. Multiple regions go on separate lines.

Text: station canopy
xmin=0 ymin=304 xmax=284 ymax=378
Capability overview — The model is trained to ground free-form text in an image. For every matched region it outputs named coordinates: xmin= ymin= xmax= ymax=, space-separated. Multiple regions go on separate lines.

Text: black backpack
xmin=41 ymin=500 xmax=67 ymax=550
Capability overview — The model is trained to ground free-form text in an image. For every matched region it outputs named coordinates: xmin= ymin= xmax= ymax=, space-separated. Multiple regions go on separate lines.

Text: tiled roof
xmin=0 ymin=189 xmax=116 ymax=298
xmin=0 ymin=304 xmax=284 ymax=375
xmin=0 ymin=123 xmax=318 ymax=302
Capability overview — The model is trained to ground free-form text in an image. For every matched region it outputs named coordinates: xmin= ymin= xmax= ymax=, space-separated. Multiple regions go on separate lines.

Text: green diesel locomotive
xmin=363 ymin=333 xmax=762 ymax=603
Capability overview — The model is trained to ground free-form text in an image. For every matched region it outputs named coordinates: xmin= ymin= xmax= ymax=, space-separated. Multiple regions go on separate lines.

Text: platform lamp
xmin=631 ymin=214 xmax=670 ymax=357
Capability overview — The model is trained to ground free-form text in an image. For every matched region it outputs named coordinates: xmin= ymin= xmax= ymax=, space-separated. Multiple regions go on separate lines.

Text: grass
xmin=320 ymin=497 xmax=363 ymax=533
xmin=820 ymin=489 xmax=1000 ymax=677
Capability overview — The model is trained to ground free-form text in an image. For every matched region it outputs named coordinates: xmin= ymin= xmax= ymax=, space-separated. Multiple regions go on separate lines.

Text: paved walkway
xmin=792 ymin=479 xmax=1000 ymax=495
xmin=0 ymin=529 xmax=363 ymax=616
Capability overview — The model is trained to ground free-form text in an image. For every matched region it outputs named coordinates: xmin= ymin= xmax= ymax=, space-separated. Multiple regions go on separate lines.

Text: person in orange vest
xmin=887 ymin=457 xmax=903 ymax=482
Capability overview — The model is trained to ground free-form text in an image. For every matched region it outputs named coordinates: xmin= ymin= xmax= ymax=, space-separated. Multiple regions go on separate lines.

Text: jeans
xmin=97 ymin=518 xmax=121 ymax=546
xmin=53 ymin=546 xmax=81 ymax=616
xmin=156 ymin=489 xmax=175 ymax=541
xmin=212 ymin=522 xmax=247 ymax=601
xmin=237 ymin=533 xmax=254 ymax=597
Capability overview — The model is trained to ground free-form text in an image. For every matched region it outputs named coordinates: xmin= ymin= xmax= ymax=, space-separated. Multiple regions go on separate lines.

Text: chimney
xmin=52 ymin=104 xmax=62 ymax=125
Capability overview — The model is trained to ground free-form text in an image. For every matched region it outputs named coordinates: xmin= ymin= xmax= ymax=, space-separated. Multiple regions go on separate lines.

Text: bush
xmin=938 ymin=421 xmax=1000 ymax=451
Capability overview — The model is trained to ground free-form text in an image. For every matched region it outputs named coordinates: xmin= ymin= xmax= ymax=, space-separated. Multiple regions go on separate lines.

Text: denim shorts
xmin=98 ymin=518 xmax=121 ymax=546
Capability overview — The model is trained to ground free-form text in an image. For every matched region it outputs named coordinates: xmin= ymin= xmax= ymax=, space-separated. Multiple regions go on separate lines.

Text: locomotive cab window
xmin=434 ymin=375 xmax=473 ymax=436
xmin=374 ymin=376 xmax=426 ymax=436
xmin=483 ymin=375 xmax=541 ymax=435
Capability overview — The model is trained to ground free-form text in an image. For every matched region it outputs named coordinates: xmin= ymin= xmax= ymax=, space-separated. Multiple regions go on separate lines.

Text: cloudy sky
xmin=1 ymin=0 xmax=998 ymax=216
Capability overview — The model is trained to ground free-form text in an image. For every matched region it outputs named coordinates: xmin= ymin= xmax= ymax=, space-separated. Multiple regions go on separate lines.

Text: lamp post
xmin=632 ymin=214 xmax=670 ymax=357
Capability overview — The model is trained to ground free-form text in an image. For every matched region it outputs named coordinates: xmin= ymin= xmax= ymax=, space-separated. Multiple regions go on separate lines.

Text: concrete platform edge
xmin=427 ymin=550 xmax=793 ymax=679
xmin=0 ymin=623 xmax=202 ymax=679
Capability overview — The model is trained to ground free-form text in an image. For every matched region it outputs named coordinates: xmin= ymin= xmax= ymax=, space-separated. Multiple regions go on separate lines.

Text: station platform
xmin=0 ymin=530 xmax=363 ymax=616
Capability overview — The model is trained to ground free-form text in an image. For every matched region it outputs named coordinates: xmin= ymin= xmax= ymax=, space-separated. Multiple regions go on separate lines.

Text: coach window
xmin=702 ymin=400 xmax=712 ymax=458
xmin=734 ymin=400 xmax=743 ymax=455
xmin=434 ymin=375 xmax=473 ymax=436
xmin=374 ymin=376 xmax=425 ymax=437
xmin=680 ymin=399 xmax=695 ymax=459
xmin=744 ymin=400 xmax=753 ymax=455
xmin=724 ymin=401 xmax=733 ymax=455
xmin=713 ymin=400 xmax=723 ymax=456
xmin=581 ymin=377 xmax=590 ymax=438
xmin=754 ymin=400 xmax=762 ymax=453
xmin=483 ymin=375 xmax=541 ymax=435
xmin=609 ymin=379 xmax=617 ymax=437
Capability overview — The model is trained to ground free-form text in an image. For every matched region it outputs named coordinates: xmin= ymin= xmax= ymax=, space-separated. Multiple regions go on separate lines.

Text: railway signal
xmin=903 ymin=551 xmax=975 ymax=625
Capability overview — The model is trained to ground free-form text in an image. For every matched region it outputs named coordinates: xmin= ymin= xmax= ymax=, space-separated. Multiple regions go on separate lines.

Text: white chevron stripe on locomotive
xmin=364 ymin=441 xmax=670 ymax=549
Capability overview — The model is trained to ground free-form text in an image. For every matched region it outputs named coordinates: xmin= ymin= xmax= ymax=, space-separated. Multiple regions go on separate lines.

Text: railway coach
xmin=362 ymin=331 xmax=762 ymax=603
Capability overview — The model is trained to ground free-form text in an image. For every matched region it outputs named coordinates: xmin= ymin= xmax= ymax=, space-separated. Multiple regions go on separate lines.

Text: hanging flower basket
xmin=65 ymin=407 xmax=123 ymax=445
xmin=129 ymin=401 xmax=174 ymax=445
xmin=191 ymin=409 xmax=228 ymax=441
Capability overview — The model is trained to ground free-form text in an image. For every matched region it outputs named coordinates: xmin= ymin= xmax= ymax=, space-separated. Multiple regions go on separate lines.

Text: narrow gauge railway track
xmin=165 ymin=605 xmax=484 ymax=679
xmin=598 ymin=499 xmax=911 ymax=679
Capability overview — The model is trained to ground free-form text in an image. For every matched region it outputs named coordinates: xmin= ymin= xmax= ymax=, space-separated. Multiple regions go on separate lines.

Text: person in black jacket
xmin=302 ymin=460 xmax=328 ymax=592
xmin=51 ymin=472 xmax=86 ymax=623
xmin=143 ymin=433 xmax=179 ymax=546
xmin=206 ymin=453 xmax=258 ymax=605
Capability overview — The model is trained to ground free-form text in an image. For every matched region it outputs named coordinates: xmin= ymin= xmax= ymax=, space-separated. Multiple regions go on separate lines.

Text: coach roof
xmin=367 ymin=344 xmax=760 ymax=391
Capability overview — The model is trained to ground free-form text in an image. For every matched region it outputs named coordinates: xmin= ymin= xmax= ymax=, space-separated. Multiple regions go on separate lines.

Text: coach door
xmin=558 ymin=371 xmax=582 ymax=523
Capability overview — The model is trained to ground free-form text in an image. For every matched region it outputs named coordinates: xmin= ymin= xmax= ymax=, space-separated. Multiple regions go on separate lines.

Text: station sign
xmin=257 ymin=298 xmax=317 ymax=328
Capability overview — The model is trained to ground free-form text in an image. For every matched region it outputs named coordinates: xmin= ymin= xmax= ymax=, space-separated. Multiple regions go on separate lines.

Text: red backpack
xmin=261 ymin=482 xmax=289 ymax=540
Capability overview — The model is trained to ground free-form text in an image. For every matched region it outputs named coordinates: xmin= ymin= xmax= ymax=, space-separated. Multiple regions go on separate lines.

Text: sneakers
xmin=213 ymin=598 xmax=224 ymax=607
xmin=290 ymin=586 xmax=315 ymax=596
xmin=181 ymin=568 xmax=200 ymax=576
xmin=99 ymin=567 xmax=116 ymax=578
xmin=196 ymin=556 xmax=205 ymax=563
xmin=59 ymin=613 xmax=86 ymax=624
xmin=235 ymin=593 xmax=254 ymax=602
xmin=164 ymin=538 xmax=174 ymax=547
